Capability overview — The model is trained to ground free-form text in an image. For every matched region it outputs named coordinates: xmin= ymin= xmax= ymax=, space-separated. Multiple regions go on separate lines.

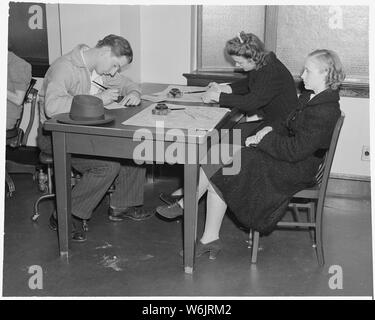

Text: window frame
xmin=195 ymin=5 xmax=369 ymax=95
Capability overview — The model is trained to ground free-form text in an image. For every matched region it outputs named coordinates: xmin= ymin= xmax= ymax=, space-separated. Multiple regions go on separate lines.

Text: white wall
xmin=140 ymin=5 xmax=192 ymax=85
xmin=120 ymin=5 xmax=141 ymax=83
xmin=331 ymin=97 xmax=370 ymax=178
xmin=25 ymin=5 xmax=370 ymax=179
xmin=59 ymin=4 xmax=121 ymax=54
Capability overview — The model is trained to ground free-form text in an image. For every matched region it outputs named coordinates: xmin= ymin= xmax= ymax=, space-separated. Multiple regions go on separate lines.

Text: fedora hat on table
xmin=55 ymin=94 xmax=115 ymax=125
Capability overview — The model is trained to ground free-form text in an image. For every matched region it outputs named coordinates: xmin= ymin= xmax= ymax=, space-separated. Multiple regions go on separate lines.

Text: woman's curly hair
xmin=225 ymin=31 xmax=269 ymax=70
xmin=308 ymin=49 xmax=346 ymax=90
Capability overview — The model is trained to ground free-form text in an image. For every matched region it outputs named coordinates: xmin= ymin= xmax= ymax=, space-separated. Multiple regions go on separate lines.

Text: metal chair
xmin=31 ymin=100 xmax=85 ymax=226
xmin=6 ymin=79 xmax=38 ymax=197
xmin=32 ymin=150 xmax=113 ymax=232
xmin=249 ymin=112 xmax=345 ymax=266
xmin=32 ymin=106 xmax=114 ymax=231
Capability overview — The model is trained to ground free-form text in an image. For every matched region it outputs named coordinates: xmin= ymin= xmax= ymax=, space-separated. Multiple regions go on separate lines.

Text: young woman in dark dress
xmin=159 ymin=31 xmax=298 ymax=204
xmin=158 ymin=49 xmax=345 ymax=260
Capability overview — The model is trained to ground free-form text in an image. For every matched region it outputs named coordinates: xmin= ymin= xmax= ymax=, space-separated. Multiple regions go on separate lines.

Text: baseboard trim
xmin=330 ymin=173 xmax=371 ymax=182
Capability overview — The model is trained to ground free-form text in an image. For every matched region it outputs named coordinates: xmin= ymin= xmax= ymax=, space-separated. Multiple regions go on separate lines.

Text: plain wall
xmin=22 ymin=4 xmax=370 ymax=179
xmin=332 ymin=97 xmax=370 ymax=178
xmin=120 ymin=5 xmax=141 ymax=83
xmin=140 ymin=5 xmax=192 ymax=84
xmin=59 ymin=4 xmax=121 ymax=54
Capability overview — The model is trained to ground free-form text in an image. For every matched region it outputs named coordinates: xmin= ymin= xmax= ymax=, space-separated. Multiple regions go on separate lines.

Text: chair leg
xmin=315 ymin=202 xmax=325 ymax=266
xmin=250 ymin=230 xmax=260 ymax=264
xmin=47 ymin=165 xmax=53 ymax=193
xmin=291 ymin=204 xmax=300 ymax=222
xmin=5 ymin=171 xmax=16 ymax=197
xmin=308 ymin=202 xmax=316 ymax=246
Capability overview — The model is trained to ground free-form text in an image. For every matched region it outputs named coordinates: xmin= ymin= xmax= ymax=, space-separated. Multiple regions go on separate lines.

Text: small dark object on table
xmin=167 ymin=88 xmax=183 ymax=98
xmin=152 ymin=103 xmax=171 ymax=115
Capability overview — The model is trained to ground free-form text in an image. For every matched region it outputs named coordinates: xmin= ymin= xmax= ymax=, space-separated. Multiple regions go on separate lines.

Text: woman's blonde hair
xmin=225 ymin=31 xmax=269 ymax=70
xmin=308 ymin=49 xmax=346 ymax=90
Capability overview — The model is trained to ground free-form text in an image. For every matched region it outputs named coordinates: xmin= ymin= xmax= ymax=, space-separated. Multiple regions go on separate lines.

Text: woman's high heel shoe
xmin=180 ymin=239 xmax=222 ymax=260
xmin=196 ymin=239 xmax=222 ymax=260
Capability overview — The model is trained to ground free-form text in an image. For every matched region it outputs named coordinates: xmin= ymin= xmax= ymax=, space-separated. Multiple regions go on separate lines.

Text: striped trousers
xmin=71 ymin=156 xmax=146 ymax=220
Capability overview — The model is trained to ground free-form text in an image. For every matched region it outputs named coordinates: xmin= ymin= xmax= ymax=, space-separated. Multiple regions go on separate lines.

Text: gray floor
xmin=3 ymin=171 xmax=373 ymax=297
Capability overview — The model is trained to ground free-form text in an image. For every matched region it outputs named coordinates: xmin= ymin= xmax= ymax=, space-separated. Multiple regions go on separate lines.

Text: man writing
xmin=38 ymin=34 xmax=153 ymax=242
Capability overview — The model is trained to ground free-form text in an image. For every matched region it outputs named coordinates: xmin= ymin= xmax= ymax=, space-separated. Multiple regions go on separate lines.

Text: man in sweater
xmin=38 ymin=35 xmax=152 ymax=242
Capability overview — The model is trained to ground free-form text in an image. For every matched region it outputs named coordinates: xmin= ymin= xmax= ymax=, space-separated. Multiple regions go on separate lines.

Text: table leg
xmin=183 ymin=163 xmax=199 ymax=274
xmin=52 ymin=132 xmax=71 ymax=258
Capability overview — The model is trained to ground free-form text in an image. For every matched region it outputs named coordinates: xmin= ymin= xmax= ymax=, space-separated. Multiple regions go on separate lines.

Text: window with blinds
xmin=197 ymin=5 xmax=369 ymax=84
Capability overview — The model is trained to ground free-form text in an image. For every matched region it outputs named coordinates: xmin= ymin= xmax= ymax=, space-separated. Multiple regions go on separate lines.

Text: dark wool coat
xmin=219 ymin=52 xmax=299 ymax=125
xmin=211 ymin=89 xmax=341 ymax=235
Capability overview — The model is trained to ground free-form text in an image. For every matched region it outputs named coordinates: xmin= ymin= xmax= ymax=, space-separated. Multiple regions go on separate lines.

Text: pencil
xmin=183 ymin=90 xmax=206 ymax=94
xmin=92 ymin=81 xmax=108 ymax=91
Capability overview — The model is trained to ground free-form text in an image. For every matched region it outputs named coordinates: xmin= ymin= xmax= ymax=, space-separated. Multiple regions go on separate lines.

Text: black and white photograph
xmin=0 ymin=0 xmax=373 ymax=301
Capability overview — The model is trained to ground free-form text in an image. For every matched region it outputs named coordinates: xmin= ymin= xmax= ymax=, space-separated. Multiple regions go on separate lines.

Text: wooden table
xmin=44 ymin=83 xmax=243 ymax=274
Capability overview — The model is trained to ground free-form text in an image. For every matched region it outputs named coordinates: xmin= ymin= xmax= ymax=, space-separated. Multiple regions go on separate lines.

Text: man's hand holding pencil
xmin=92 ymin=80 xmax=140 ymax=106
xmin=92 ymin=80 xmax=120 ymax=105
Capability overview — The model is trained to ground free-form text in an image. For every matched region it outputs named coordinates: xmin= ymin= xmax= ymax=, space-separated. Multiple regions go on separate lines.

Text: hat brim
xmin=55 ymin=113 xmax=115 ymax=125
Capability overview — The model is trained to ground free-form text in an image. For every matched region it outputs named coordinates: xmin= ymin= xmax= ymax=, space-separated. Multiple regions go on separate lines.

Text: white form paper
xmin=104 ymin=102 xmax=128 ymax=110
xmin=122 ymin=103 xmax=230 ymax=138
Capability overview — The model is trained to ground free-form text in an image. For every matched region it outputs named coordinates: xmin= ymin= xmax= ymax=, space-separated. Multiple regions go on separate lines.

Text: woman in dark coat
xmin=158 ymin=49 xmax=345 ymax=260
xmin=160 ymin=31 xmax=298 ymax=204
xmin=202 ymin=31 xmax=298 ymax=128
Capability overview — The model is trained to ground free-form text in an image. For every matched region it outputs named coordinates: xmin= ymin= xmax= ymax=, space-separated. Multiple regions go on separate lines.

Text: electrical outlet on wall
xmin=361 ymin=146 xmax=370 ymax=161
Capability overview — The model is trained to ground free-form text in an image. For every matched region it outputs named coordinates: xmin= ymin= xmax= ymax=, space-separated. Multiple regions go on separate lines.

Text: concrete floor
xmin=3 ymin=170 xmax=373 ymax=297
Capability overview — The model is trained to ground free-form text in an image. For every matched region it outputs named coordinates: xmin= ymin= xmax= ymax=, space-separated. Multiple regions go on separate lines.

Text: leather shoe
xmin=179 ymin=239 xmax=222 ymax=260
xmin=159 ymin=192 xmax=183 ymax=206
xmin=156 ymin=202 xmax=183 ymax=219
xmin=108 ymin=206 xmax=154 ymax=222
xmin=49 ymin=212 xmax=87 ymax=242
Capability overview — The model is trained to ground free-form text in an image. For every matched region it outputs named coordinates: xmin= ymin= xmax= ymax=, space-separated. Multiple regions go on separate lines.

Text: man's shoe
xmin=48 ymin=211 xmax=87 ymax=242
xmin=108 ymin=206 xmax=154 ymax=222
xmin=159 ymin=192 xmax=183 ymax=206
xmin=156 ymin=202 xmax=183 ymax=219
xmin=72 ymin=216 xmax=87 ymax=242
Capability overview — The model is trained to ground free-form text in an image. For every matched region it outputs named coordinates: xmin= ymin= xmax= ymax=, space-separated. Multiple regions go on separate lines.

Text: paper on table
xmin=140 ymin=94 xmax=166 ymax=103
xmin=122 ymin=103 xmax=230 ymax=136
xmin=141 ymin=85 xmax=207 ymax=103
xmin=105 ymin=102 xmax=128 ymax=110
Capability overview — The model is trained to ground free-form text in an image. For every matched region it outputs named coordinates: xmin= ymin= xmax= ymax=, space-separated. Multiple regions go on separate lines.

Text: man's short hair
xmin=96 ymin=34 xmax=133 ymax=63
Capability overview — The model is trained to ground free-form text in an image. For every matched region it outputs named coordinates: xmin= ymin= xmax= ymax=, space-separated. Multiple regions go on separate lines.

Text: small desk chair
xmin=32 ymin=100 xmax=114 ymax=231
xmin=6 ymin=79 xmax=38 ymax=197
xmin=249 ymin=113 xmax=345 ymax=266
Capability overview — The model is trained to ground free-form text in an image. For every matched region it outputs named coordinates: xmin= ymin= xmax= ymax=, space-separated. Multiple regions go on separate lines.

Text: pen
xmin=169 ymin=108 xmax=186 ymax=110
